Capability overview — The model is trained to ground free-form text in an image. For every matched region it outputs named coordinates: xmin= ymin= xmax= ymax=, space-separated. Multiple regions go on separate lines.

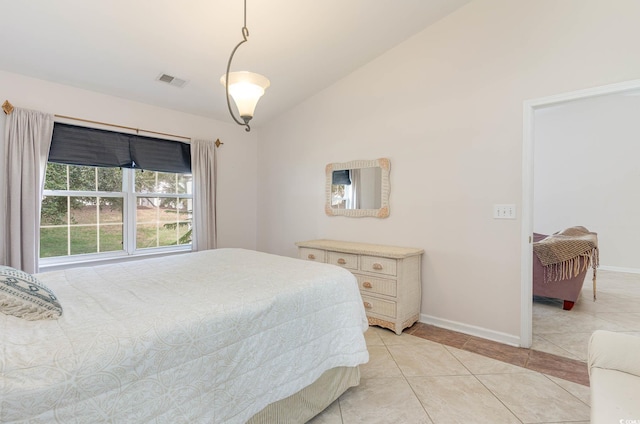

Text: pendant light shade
xmin=220 ymin=71 xmax=270 ymax=123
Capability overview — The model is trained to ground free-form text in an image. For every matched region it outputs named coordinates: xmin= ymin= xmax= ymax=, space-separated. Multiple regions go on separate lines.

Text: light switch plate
xmin=494 ymin=204 xmax=516 ymax=219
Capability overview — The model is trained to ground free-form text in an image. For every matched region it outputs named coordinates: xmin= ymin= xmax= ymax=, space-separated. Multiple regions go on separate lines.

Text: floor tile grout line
xmin=440 ymin=343 xmax=475 ymax=376
xmin=400 ymin=336 xmax=526 ymax=424
xmin=404 ymin=323 xmax=590 ymax=386
xmin=381 ymin=338 xmax=437 ymax=423
xmin=534 ymin=334 xmax=583 ymax=361
xmin=436 ymin=334 xmax=540 ymax=422
xmin=540 ymin=373 xmax=591 ymax=409
xmin=403 ymin=378 xmax=436 ymax=423
xmin=384 ymin=331 xmax=529 ymax=423
xmin=590 ymin=313 xmax=637 ymax=331
xmin=470 ymin=373 xmax=525 ymax=424
xmin=440 ymin=342 xmax=524 ymax=423
xmin=524 ymin=348 xmax=532 ymax=369
xmin=362 ymin=329 xmax=589 ymax=424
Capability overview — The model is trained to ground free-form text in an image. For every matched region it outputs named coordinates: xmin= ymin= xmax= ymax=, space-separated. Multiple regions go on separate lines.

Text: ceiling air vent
xmin=156 ymin=73 xmax=188 ymax=88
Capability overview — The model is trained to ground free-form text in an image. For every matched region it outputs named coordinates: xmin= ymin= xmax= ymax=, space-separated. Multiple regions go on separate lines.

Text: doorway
xmin=520 ymin=78 xmax=640 ymax=348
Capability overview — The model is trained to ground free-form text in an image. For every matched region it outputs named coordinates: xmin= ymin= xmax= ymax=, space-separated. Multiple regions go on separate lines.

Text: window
xmin=133 ymin=169 xmax=193 ymax=249
xmin=40 ymin=164 xmax=192 ymax=261
xmin=40 ymin=123 xmax=193 ymax=265
xmin=41 ymin=164 xmax=125 ymax=258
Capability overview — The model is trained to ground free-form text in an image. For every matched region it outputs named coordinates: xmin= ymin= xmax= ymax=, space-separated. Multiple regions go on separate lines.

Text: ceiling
xmin=0 ymin=0 xmax=471 ymax=127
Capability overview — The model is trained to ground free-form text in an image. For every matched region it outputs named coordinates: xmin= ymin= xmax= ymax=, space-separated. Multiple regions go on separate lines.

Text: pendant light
xmin=220 ymin=0 xmax=270 ymax=132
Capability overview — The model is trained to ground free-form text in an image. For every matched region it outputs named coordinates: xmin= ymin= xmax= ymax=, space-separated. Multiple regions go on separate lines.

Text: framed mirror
xmin=325 ymin=158 xmax=390 ymax=218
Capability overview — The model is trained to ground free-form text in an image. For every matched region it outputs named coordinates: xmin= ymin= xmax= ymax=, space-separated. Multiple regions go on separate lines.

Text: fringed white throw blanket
xmin=533 ymin=226 xmax=599 ymax=282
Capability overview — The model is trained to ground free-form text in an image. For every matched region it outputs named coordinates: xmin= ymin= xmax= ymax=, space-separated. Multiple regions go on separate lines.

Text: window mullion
xmin=124 ymin=169 xmax=136 ymax=255
xmin=66 ymin=196 xmax=71 ymax=256
xmin=43 ymin=190 xmax=123 ymax=197
xmin=66 ymin=166 xmax=71 ymax=256
xmin=156 ymin=197 xmax=160 ymax=248
xmin=96 ymin=195 xmax=101 ymax=253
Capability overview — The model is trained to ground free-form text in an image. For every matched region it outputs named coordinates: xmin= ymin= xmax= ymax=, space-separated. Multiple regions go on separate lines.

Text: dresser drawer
xmin=299 ymin=248 xmax=326 ymax=263
xmin=361 ymin=295 xmax=396 ymax=319
xmin=355 ymin=274 xmax=397 ymax=297
xmin=327 ymin=251 xmax=358 ymax=270
xmin=360 ymin=255 xmax=397 ymax=276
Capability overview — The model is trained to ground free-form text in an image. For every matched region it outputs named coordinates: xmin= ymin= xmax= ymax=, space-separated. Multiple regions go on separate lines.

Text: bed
xmin=0 ymin=248 xmax=369 ymax=423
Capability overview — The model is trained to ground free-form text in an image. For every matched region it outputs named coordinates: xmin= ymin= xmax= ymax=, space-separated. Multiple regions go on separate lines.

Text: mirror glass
xmin=330 ymin=167 xmax=382 ymax=209
xmin=325 ymin=158 xmax=390 ymax=218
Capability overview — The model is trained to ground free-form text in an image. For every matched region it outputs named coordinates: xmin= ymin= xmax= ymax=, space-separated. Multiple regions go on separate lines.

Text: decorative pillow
xmin=0 ymin=265 xmax=62 ymax=320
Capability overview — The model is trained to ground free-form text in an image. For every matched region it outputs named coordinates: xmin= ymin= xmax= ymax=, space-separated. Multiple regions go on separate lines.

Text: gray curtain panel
xmin=190 ymin=139 xmax=217 ymax=251
xmin=0 ymin=108 xmax=54 ymax=273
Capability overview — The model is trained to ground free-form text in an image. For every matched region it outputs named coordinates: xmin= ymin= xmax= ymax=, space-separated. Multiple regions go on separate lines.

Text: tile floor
xmin=533 ymin=269 xmax=640 ymax=361
xmin=309 ymin=326 xmax=590 ymax=424
xmin=308 ymin=270 xmax=639 ymax=423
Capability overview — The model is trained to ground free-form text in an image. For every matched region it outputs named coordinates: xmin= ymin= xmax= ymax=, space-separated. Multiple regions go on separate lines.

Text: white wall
xmin=534 ymin=92 xmax=640 ymax=270
xmin=256 ymin=0 xmax=640 ymax=343
xmin=0 ymin=70 xmax=258 ymax=250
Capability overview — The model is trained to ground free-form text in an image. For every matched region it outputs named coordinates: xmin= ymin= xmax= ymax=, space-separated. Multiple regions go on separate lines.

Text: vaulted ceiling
xmin=0 ymin=0 xmax=471 ymax=126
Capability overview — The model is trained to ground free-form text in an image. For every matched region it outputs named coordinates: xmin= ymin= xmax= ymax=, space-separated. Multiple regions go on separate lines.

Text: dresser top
xmin=296 ymin=239 xmax=424 ymax=259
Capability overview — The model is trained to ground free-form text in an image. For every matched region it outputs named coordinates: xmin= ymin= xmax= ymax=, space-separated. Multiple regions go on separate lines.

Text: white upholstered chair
xmin=588 ymin=330 xmax=640 ymax=423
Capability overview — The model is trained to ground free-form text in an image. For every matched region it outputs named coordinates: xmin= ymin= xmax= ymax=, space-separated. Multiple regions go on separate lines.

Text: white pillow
xmin=0 ymin=265 xmax=62 ymax=320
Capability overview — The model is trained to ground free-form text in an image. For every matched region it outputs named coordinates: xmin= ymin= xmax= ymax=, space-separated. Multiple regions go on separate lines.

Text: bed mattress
xmin=0 ymin=248 xmax=369 ymax=423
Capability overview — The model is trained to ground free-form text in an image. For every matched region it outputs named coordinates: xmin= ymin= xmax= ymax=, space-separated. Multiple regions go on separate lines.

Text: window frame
xmin=39 ymin=165 xmax=193 ymax=270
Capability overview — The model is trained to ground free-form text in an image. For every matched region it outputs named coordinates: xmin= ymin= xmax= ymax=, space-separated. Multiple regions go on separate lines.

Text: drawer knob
xmin=372 ymin=263 xmax=383 ymax=270
xmin=363 ymin=301 xmax=373 ymax=309
xmin=362 ymin=281 xmax=373 ymax=289
xmin=308 ymin=254 xmax=316 ymax=260
xmin=337 ymin=258 xmax=347 ymax=265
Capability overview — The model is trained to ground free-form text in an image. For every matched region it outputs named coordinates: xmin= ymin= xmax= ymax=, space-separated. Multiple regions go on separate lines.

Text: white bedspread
xmin=0 ymin=249 xmax=369 ymax=423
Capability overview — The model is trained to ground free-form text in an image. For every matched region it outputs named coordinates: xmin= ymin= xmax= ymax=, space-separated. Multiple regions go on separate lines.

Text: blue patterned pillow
xmin=0 ymin=265 xmax=62 ymax=320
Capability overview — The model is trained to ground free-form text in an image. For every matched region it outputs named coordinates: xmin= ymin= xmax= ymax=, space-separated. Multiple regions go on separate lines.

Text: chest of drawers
xmin=295 ymin=239 xmax=424 ymax=335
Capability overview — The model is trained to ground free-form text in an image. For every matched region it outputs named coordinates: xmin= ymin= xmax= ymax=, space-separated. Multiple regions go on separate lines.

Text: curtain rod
xmin=54 ymin=113 xmax=192 ymax=141
xmin=3 ymin=99 xmax=225 ymax=148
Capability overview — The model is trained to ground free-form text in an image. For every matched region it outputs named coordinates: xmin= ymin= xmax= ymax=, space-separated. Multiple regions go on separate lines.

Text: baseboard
xmin=599 ymin=265 xmax=640 ymax=275
xmin=419 ymin=314 xmax=521 ymax=347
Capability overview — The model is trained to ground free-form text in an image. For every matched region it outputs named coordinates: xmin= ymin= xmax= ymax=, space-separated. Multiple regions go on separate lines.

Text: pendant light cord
xmin=243 ymin=0 xmax=247 ymax=28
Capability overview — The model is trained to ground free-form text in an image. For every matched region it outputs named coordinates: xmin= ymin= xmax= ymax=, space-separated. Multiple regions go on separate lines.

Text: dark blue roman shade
xmin=332 ymin=170 xmax=351 ymax=185
xmin=49 ymin=123 xmax=191 ymax=173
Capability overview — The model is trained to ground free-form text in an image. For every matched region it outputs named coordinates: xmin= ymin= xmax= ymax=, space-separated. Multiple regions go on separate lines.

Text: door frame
xmin=520 ymin=78 xmax=640 ymax=348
